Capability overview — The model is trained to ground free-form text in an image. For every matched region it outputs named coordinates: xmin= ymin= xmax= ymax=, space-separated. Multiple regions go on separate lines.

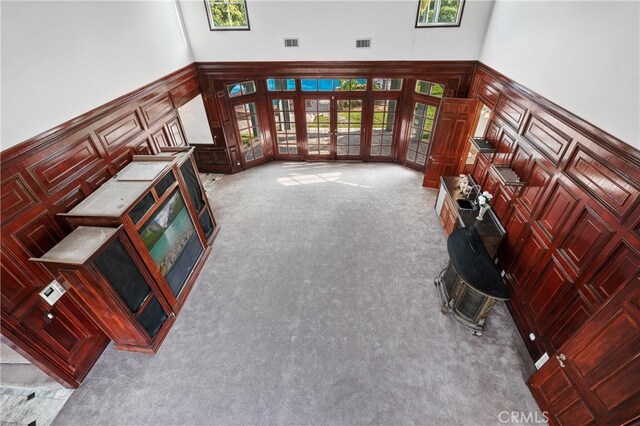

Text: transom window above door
xmin=227 ymin=81 xmax=257 ymax=98
xmin=416 ymin=0 xmax=465 ymax=27
xmin=300 ymin=78 xmax=367 ymax=92
xmin=373 ymin=78 xmax=403 ymax=91
xmin=267 ymin=78 xmax=296 ymax=91
xmin=415 ymin=80 xmax=445 ymax=98
xmin=206 ymin=0 xmax=250 ymax=30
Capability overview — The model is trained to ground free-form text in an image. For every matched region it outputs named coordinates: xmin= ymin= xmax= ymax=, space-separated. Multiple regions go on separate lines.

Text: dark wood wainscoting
xmin=0 ymin=64 xmax=200 ymax=387
xmin=467 ymin=62 xmax=640 ymax=362
xmin=194 ymin=61 xmax=477 ymax=173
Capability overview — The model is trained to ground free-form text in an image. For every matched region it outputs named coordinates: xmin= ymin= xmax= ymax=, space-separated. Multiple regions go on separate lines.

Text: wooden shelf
xmin=490 ymin=164 xmax=526 ymax=187
xmin=469 ymin=137 xmax=497 ymax=153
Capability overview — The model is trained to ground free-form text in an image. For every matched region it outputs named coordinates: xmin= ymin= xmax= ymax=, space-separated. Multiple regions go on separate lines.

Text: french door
xmin=404 ymin=100 xmax=439 ymax=171
xmin=304 ymin=98 xmax=332 ymax=159
xmin=303 ymin=96 xmax=365 ymax=160
xmin=368 ymin=98 xmax=399 ymax=160
xmin=231 ymin=100 xmax=267 ymax=168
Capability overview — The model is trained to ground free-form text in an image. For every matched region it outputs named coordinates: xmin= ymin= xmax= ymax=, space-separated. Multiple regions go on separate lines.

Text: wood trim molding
xmin=473 ymin=62 xmax=639 ymax=163
xmin=1 ymin=64 xmax=199 ymax=164
xmin=468 ymin=62 xmax=640 ymax=363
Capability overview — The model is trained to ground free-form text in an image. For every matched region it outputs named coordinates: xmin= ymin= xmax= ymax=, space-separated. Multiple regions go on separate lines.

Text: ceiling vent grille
xmin=356 ymin=39 xmax=371 ymax=48
xmin=284 ymin=38 xmax=299 ymax=47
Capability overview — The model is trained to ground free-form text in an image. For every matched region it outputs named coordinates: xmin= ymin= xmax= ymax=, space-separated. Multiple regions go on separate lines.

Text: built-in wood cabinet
xmin=31 ymin=149 xmax=218 ymax=354
xmin=0 ymin=65 xmax=202 ymax=387
xmin=434 ymin=176 xmax=506 ymax=258
xmin=529 ymin=282 xmax=640 ymax=425
xmin=31 ymin=227 xmax=175 ymax=353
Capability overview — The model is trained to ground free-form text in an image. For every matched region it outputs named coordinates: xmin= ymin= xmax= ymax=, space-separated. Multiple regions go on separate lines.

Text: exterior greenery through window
xmin=234 ymin=103 xmax=263 ymax=162
xmin=416 ymin=0 xmax=464 ymax=27
xmin=301 ymin=78 xmax=367 ymax=91
xmin=416 ymin=80 xmax=445 ymax=98
xmin=370 ymin=100 xmax=397 ymax=156
xmin=272 ymin=100 xmax=297 ymax=154
xmin=207 ymin=0 xmax=249 ymax=30
xmin=407 ymin=103 xmax=437 ymax=166
xmin=373 ymin=78 xmax=402 ymax=91
xmin=336 ymin=99 xmax=363 ymax=156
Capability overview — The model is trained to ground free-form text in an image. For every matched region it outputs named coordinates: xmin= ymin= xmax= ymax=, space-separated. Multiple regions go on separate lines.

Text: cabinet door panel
xmin=501 ymin=203 xmax=528 ymax=272
xmin=521 ymin=256 xmax=573 ymax=326
xmin=540 ymin=292 xmax=593 ymax=353
xmin=16 ymin=294 xmax=106 ymax=374
xmin=471 ymin=153 xmax=490 ymax=187
xmin=506 ymin=225 xmax=548 ymax=295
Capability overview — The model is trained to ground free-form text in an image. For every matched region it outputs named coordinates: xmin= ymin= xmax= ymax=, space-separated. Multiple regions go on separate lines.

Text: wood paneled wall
xmin=194 ymin=61 xmax=477 ymax=173
xmin=468 ymin=63 xmax=640 ymax=360
xmin=0 ymin=64 xmax=200 ymax=387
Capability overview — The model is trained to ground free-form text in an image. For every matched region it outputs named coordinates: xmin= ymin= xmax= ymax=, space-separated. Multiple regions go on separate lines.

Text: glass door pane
xmin=370 ymin=99 xmax=397 ymax=157
xmin=336 ymin=99 xmax=363 ymax=157
xmin=272 ymin=99 xmax=297 ymax=155
xmin=234 ymin=102 xmax=264 ymax=163
xmin=305 ymin=99 xmax=331 ymax=157
xmin=406 ymin=102 xmax=437 ymax=166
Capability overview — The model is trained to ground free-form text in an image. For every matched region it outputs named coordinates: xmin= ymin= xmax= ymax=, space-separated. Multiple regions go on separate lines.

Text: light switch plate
xmin=39 ymin=279 xmax=66 ymax=306
xmin=535 ymin=352 xmax=550 ymax=370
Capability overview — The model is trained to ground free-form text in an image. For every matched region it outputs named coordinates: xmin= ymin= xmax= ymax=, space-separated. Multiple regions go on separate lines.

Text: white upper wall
xmin=1 ymin=0 xmax=193 ymax=150
xmin=178 ymin=0 xmax=495 ymax=61
xmin=480 ymin=0 xmax=640 ymax=149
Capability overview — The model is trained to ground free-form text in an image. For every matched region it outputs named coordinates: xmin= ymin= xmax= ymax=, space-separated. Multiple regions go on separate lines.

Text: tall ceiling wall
xmin=1 ymin=0 xmax=638 ymax=151
xmin=178 ymin=0 xmax=495 ymax=61
xmin=479 ymin=0 xmax=640 ymax=149
xmin=0 ymin=0 xmax=193 ymax=150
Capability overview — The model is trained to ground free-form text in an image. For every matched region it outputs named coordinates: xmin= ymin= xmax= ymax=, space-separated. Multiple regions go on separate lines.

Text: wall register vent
xmin=356 ymin=39 xmax=371 ymax=48
xmin=284 ymin=38 xmax=299 ymax=47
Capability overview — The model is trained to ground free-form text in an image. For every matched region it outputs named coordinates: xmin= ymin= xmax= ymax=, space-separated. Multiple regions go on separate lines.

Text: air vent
xmin=284 ymin=38 xmax=299 ymax=48
xmin=356 ymin=39 xmax=371 ymax=48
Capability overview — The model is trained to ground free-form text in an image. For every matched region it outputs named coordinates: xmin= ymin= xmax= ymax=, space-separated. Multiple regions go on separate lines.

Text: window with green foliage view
xmin=206 ymin=0 xmax=249 ymax=30
xmin=416 ymin=0 xmax=464 ymax=27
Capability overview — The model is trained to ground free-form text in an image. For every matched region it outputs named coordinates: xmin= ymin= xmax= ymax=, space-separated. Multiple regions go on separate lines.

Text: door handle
xmin=429 ymin=156 xmax=435 ymax=160
xmin=556 ymin=353 xmax=566 ymax=368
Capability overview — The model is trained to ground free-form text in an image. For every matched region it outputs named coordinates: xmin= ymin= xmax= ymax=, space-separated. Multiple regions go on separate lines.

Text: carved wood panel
xmin=140 ymin=94 xmax=175 ymax=126
xmin=536 ymin=179 xmax=581 ymax=242
xmin=0 ymin=172 xmax=39 ymax=224
xmin=473 ymin=76 xmax=500 ymax=109
xmin=521 ymin=256 xmax=573 ymax=326
xmin=495 ymin=93 xmax=528 ymax=132
xmin=519 ymin=160 xmax=553 ymax=215
xmin=523 ymin=113 xmax=572 ymax=165
xmin=27 ymin=136 xmax=102 ymax=197
xmin=471 ymin=153 xmax=490 ymax=187
xmin=540 ymin=291 xmax=593 ymax=353
xmin=565 ymin=144 xmax=640 ymax=222
xmin=506 ymin=224 xmax=548 ymax=296
xmin=557 ymin=207 xmax=614 ymax=276
xmin=95 ymin=111 xmax=145 ymax=154
xmin=583 ymin=241 xmax=640 ymax=305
